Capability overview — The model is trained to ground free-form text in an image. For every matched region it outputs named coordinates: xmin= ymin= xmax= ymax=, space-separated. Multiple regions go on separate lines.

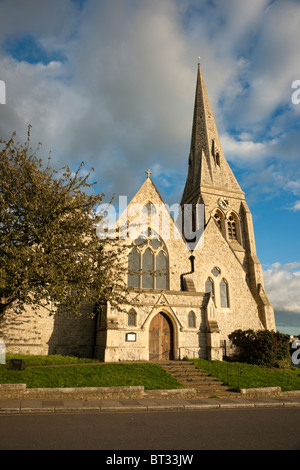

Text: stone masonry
xmin=0 ymin=63 xmax=276 ymax=361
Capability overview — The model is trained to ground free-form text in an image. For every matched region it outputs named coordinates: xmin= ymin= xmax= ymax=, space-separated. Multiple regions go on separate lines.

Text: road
xmin=0 ymin=408 xmax=299 ymax=451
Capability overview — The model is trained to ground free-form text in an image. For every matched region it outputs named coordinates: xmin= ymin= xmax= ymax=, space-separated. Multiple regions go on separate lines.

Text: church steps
xmin=160 ymin=361 xmax=233 ymax=397
xmin=170 ymin=376 xmax=221 ymax=385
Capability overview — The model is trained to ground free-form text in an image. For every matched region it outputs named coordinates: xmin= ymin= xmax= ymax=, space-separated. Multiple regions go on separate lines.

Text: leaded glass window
xmin=205 ymin=277 xmax=214 ymax=296
xmin=220 ymin=278 xmax=229 ymax=308
xmin=128 ymin=309 xmax=137 ymax=326
xmin=211 ymin=267 xmax=220 ymax=277
xmin=127 ymin=230 xmax=168 ymax=289
xmin=128 ymin=247 xmax=140 ymax=288
xmin=142 ymin=248 xmax=154 ymax=288
xmin=156 ymin=250 xmax=168 ymax=290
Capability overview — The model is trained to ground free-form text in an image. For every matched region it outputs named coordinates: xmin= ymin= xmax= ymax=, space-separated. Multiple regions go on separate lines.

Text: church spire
xmin=181 ymin=63 xmax=243 ymax=205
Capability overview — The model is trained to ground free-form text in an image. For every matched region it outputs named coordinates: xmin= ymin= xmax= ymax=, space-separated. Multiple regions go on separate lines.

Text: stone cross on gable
xmin=145 ymin=169 xmax=152 ymax=179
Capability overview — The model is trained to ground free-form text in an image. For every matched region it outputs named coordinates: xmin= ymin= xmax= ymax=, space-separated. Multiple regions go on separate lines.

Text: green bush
xmin=228 ymin=329 xmax=291 ymax=368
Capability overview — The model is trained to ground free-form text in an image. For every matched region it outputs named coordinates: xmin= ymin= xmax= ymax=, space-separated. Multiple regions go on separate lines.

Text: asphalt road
xmin=0 ymin=408 xmax=299 ymax=451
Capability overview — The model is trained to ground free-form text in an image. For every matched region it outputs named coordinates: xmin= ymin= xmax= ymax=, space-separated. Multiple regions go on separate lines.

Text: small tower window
xmin=213 ymin=210 xmax=224 ymax=234
xmin=227 ymin=214 xmax=239 ymax=241
xmin=214 ymin=212 xmax=222 ymax=230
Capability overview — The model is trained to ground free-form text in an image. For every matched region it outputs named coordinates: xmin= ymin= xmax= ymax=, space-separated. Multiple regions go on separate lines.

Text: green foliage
xmin=0 ymin=128 xmax=128 ymax=317
xmin=228 ymin=329 xmax=291 ymax=368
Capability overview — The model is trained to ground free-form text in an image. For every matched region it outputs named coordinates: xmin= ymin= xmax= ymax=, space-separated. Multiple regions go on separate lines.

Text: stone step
xmin=184 ymin=387 xmax=228 ymax=393
xmin=160 ymin=362 xmax=196 ymax=368
xmin=165 ymin=370 xmax=215 ymax=377
xmin=163 ymin=370 xmax=219 ymax=380
xmin=173 ymin=375 xmax=222 ymax=385
xmin=167 ymin=370 xmax=218 ymax=378
xmin=161 ymin=366 xmax=201 ymax=373
xmin=183 ymin=383 xmax=223 ymax=389
xmin=160 ymin=361 xmax=232 ymax=396
xmin=196 ymin=390 xmax=237 ymax=398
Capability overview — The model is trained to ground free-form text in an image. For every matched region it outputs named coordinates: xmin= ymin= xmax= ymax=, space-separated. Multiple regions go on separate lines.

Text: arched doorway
xmin=149 ymin=312 xmax=174 ymax=361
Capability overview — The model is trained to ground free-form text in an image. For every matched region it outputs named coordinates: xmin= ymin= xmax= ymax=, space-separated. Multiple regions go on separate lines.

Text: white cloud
xmin=0 ymin=0 xmax=197 ymax=199
xmin=263 ymin=263 xmax=300 ymax=315
xmin=0 ymin=0 xmax=299 ymax=203
xmin=220 ymin=132 xmax=270 ymax=162
xmin=285 ymin=180 xmax=300 ymax=196
xmin=0 ymin=0 xmax=299 ymax=333
xmin=290 ymin=201 xmax=300 ymax=212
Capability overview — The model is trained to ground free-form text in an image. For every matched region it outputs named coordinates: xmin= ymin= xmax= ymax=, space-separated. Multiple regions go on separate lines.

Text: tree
xmin=0 ymin=128 xmax=128 ymax=318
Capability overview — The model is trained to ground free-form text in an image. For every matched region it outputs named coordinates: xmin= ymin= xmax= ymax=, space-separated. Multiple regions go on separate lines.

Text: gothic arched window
xmin=220 ymin=278 xmax=230 ymax=308
xmin=142 ymin=248 xmax=154 ymax=288
xmin=127 ymin=230 xmax=168 ymax=290
xmin=128 ymin=247 xmax=140 ymax=288
xmin=205 ymin=277 xmax=215 ymax=297
xmin=227 ymin=213 xmax=239 ymax=241
xmin=155 ymin=250 xmax=168 ymax=290
xmin=127 ymin=309 xmax=137 ymax=327
xmin=213 ymin=209 xmax=224 ymax=234
xmin=188 ymin=311 xmax=196 ymax=328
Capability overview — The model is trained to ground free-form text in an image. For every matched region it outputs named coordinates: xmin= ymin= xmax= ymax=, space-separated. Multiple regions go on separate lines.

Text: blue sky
xmin=0 ymin=0 xmax=299 ymax=335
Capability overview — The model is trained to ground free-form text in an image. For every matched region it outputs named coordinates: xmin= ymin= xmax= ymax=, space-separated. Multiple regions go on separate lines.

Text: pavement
xmin=1 ymin=392 xmax=300 ymax=414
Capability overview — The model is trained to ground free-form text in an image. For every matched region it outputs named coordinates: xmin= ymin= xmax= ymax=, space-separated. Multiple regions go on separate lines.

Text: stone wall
xmin=0 ymin=302 xmax=95 ymax=358
xmin=94 ymin=290 xmax=208 ymax=362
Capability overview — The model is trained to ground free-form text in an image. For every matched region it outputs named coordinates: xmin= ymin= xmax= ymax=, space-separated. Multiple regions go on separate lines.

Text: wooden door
xmin=149 ymin=313 xmax=173 ymax=361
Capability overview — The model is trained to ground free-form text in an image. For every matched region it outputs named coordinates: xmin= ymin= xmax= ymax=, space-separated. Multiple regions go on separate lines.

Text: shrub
xmin=228 ymin=329 xmax=290 ymax=368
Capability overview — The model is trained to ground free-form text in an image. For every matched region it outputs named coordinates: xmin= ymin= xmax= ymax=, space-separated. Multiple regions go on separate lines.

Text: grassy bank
xmin=1 ymin=355 xmax=299 ymax=392
xmin=0 ymin=355 xmax=184 ymax=390
xmin=192 ymin=358 xmax=300 ymax=392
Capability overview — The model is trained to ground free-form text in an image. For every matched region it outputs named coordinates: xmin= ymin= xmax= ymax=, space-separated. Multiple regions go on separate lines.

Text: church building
xmin=94 ymin=63 xmax=276 ymax=362
xmin=0 ymin=64 xmax=276 ymax=361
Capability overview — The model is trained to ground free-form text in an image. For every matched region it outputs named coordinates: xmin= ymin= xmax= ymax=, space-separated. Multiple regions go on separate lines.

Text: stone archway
xmin=149 ymin=312 xmax=174 ymax=361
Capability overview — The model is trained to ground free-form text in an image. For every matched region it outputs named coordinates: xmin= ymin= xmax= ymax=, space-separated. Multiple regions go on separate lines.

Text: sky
xmin=0 ymin=0 xmax=299 ymax=335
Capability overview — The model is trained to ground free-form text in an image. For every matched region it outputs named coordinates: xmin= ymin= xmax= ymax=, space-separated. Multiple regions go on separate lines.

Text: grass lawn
xmin=1 ymin=354 xmax=299 ymax=392
xmin=0 ymin=355 xmax=184 ymax=390
xmin=192 ymin=358 xmax=300 ymax=392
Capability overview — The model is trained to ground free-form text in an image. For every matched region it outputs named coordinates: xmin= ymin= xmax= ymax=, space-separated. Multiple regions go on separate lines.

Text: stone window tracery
xmin=213 ymin=211 xmax=222 ymax=230
xmin=205 ymin=269 xmax=230 ymax=310
xmin=211 ymin=267 xmax=221 ymax=277
xmin=213 ymin=209 xmax=225 ymax=236
xmin=227 ymin=214 xmax=238 ymax=240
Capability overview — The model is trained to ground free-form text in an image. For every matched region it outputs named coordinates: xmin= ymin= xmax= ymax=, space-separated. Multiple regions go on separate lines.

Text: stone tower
xmin=181 ymin=63 xmax=276 ymax=334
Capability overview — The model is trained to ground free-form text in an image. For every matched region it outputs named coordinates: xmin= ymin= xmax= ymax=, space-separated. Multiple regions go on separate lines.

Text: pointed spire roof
xmin=181 ymin=63 xmax=244 ymax=205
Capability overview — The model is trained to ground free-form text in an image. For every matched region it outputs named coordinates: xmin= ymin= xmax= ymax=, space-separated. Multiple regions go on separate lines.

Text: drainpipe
xmin=180 ymin=255 xmax=195 ymax=291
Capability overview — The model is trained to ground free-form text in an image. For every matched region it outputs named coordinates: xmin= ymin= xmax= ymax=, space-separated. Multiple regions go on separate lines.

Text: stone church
xmin=0 ymin=64 xmax=276 ymax=361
